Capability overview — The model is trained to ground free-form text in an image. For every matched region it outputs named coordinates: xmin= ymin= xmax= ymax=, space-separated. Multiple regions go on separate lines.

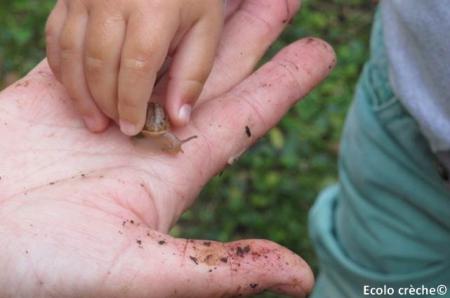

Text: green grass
xmin=0 ymin=1 xmax=374 ymax=296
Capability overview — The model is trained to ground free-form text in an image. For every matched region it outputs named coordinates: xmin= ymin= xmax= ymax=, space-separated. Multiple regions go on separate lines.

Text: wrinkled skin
xmin=0 ymin=0 xmax=336 ymax=297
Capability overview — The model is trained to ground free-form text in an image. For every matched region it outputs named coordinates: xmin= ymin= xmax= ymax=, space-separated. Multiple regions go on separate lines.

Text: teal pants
xmin=309 ymin=12 xmax=450 ymax=298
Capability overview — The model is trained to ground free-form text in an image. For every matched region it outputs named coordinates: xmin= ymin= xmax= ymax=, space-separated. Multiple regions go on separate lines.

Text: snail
xmin=139 ymin=102 xmax=197 ymax=153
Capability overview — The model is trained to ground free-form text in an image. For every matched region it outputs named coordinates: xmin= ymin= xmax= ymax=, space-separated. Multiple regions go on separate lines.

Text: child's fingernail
xmin=120 ymin=120 xmax=139 ymax=136
xmin=178 ymin=104 xmax=192 ymax=125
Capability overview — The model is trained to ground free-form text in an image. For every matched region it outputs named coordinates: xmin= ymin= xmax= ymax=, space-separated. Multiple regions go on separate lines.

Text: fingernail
xmin=120 ymin=120 xmax=139 ymax=136
xmin=178 ymin=104 xmax=192 ymax=125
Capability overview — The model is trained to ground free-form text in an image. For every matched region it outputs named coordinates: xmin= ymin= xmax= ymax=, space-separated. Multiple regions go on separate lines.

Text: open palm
xmin=0 ymin=1 xmax=335 ymax=297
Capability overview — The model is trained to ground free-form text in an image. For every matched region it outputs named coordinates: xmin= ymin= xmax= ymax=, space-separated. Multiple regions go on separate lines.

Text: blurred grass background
xmin=0 ymin=0 xmax=374 ymax=296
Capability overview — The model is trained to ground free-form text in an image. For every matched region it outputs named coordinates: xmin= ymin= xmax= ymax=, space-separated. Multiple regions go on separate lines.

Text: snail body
xmin=140 ymin=103 xmax=196 ymax=153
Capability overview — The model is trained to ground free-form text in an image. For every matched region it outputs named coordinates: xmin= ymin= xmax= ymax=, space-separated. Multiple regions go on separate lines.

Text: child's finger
xmin=117 ymin=13 xmax=178 ymax=136
xmin=59 ymin=2 xmax=109 ymax=132
xmin=84 ymin=9 xmax=126 ymax=121
xmin=45 ymin=0 xmax=67 ymax=81
xmin=165 ymin=12 xmax=223 ymax=127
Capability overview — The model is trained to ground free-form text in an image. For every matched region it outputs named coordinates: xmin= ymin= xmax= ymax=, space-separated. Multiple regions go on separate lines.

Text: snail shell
xmin=142 ymin=102 xmax=169 ymax=136
xmin=140 ymin=102 xmax=197 ymax=153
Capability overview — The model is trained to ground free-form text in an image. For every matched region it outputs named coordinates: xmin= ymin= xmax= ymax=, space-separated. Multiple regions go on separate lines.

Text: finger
xmin=224 ymin=0 xmax=244 ymax=20
xmin=105 ymin=231 xmax=313 ymax=297
xmin=84 ymin=9 xmax=126 ymax=121
xmin=59 ymin=2 xmax=109 ymax=132
xmin=187 ymin=38 xmax=336 ymax=181
xmin=175 ymin=238 xmax=314 ymax=297
xmin=200 ymin=0 xmax=301 ymax=102
xmin=45 ymin=0 xmax=67 ymax=81
xmin=117 ymin=13 xmax=177 ymax=136
xmin=165 ymin=14 xmax=223 ymax=127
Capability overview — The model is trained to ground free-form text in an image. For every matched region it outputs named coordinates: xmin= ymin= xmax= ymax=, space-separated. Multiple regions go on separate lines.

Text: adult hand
xmin=0 ymin=0 xmax=336 ymax=297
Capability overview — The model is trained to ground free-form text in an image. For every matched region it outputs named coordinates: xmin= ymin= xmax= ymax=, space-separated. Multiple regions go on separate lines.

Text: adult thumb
xmin=113 ymin=232 xmax=314 ymax=297
xmin=173 ymin=238 xmax=315 ymax=297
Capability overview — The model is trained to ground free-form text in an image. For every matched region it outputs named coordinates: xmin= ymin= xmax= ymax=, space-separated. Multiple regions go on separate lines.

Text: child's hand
xmin=45 ymin=0 xmax=224 ymax=135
